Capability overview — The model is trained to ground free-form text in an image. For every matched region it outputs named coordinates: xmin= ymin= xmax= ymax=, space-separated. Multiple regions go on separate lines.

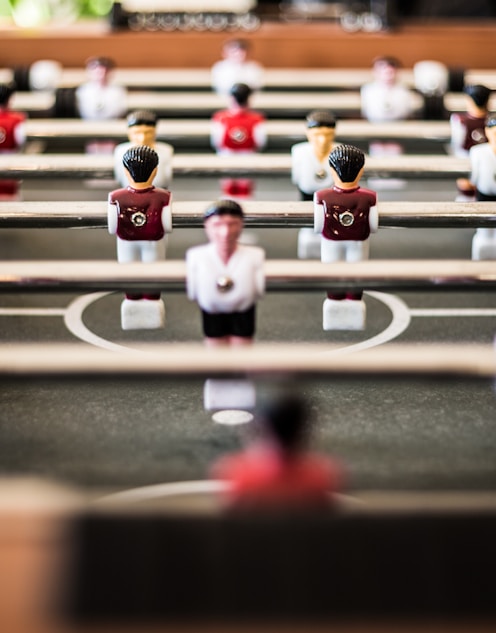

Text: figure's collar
xmin=126 ymin=186 xmax=155 ymax=193
xmin=333 ymin=185 xmax=359 ymax=193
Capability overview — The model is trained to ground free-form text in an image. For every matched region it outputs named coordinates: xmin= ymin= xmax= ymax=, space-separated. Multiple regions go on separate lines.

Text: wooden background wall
xmin=0 ymin=21 xmax=495 ymax=69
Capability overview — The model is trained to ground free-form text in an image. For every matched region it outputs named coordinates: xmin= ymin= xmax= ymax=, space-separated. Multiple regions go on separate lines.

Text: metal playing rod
xmin=0 ymin=153 xmax=470 ymax=179
xmin=1 ymin=201 xmax=495 ymax=230
xmin=3 ymin=67 xmax=495 ymax=89
xmin=1 ymin=342 xmax=495 ymax=378
xmin=1 ymin=260 xmax=496 ymax=293
xmin=12 ymin=90 xmax=490 ymax=117
xmin=23 ymin=119 xmax=452 ymax=143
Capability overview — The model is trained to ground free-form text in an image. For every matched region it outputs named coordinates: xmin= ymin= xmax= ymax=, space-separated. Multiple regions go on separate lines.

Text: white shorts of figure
xmin=321 ymin=239 xmax=368 ymax=263
xmin=117 ymin=237 xmax=167 ymax=263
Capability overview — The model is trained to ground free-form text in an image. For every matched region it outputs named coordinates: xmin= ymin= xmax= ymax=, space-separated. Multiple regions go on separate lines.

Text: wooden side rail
xmin=1 ymin=200 xmax=494 ymax=229
xmin=61 ymin=509 xmax=496 ymax=623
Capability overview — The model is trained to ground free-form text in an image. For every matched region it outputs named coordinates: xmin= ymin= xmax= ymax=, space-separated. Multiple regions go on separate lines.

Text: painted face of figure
xmin=306 ymin=126 xmax=335 ymax=160
xmin=204 ymin=214 xmax=244 ymax=256
xmin=224 ymin=44 xmax=247 ymax=64
xmin=87 ymin=63 xmax=111 ymax=86
xmin=128 ymin=124 xmax=156 ymax=147
xmin=374 ymin=60 xmax=397 ymax=86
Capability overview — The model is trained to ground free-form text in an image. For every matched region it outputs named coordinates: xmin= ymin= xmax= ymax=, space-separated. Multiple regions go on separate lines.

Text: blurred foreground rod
xmin=0 ymin=342 xmax=495 ymax=378
xmin=2 ymin=259 xmax=496 ymax=293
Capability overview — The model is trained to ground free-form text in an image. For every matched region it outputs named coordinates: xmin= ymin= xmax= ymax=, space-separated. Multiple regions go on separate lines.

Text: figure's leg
xmin=140 ymin=240 xmax=165 ymax=300
xmin=119 ymin=240 xmax=165 ymax=330
xmin=323 ymin=240 xmax=366 ymax=331
xmin=472 ymin=228 xmax=496 ymax=260
xmin=117 ymin=239 xmax=143 ymax=300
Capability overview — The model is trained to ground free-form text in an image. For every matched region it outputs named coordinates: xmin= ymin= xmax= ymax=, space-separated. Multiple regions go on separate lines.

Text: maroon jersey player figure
xmin=450 ymin=84 xmax=491 ymax=159
xmin=211 ymin=82 xmax=266 ymax=199
xmin=0 ymin=82 xmax=26 ymax=200
xmin=314 ymin=145 xmax=378 ymax=330
xmin=108 ymin=146 xmax=172 ymax=330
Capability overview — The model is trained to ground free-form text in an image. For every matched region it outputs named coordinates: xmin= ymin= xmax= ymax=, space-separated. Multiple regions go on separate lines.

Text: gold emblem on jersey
xmin=216 ymin=276 xmax=234 ymax=292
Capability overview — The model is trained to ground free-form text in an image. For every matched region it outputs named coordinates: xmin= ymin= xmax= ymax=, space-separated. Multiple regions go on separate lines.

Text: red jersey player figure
xmin=186 ymin=199 xmax=265 ymax=411
xmin=0 ymin=82 xmax=26 ymax=200
xmin=108 ymin=146 xmax=172 ymax=330
xmin=211 ymin=82 xmax=266 ymax=199
xmin=211 ymin=391 xmax=343 ymax=512
xmin=314 ymin=145 xmax=378 ymax=331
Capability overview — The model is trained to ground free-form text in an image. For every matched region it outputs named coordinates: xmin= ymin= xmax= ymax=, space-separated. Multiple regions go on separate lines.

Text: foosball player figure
xmin=211 ymin=82 xmax=266 ymax=199
xmin=360 ymin=56 xmax=416 ymax=124
xmin=211 ymin=391 xmax=344 ymax=512
xmin=291 ymin=110 xmax=337 ymax=259
xmin=108 ymin=146 xmax=172 ymax=330
xmin=211 ymin=38 xmax=264 ymax=97
xmin=450 ymin=84 xmax=491 ymax=159
xmin=456 ymin=116 xmax=496 ymax=260
xmin=314 ymin=144 xmax=378 ymax=331
xmin=76 ymin=56 xmax=127 ymax=154
xmin=186 ymin=199 xmax=265 ymax=410
xmin=0 ymin=82 xmax=26 ymax=200
xmin=114 ymin=109 xmax=173 ymax=189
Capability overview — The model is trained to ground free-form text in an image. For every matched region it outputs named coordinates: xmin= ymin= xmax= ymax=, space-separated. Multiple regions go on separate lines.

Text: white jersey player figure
xmin=361 ymin=56 xmax=417 ymax=189
xmin=361 ymin=56 xmax=416 ymax=124
xmin=108 ymin=146 xmax=172 ymax=330
xmin=211 ymin=38 xmax=264 ymax=97
xmin=114 ymin=110 xmax=173 ymax=189
xmin=291 ymin=110 xmax=336 ymax=259
xmin=186 ymin=199 xmax=265 ymax=411
xmin=456 ymin=116 xmax=496 ymax=260
xmin=314 ymin=145 xmax=378 ymax=331
xmin=76 ymin=56 xmax=127 ymax=154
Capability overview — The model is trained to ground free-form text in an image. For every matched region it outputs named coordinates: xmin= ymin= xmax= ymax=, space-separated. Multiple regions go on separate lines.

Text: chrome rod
xmin=0 ymin=201 xmax=494 ymax=229
xmin=1 ymin=260 xmax=496 ymax=293
xmin=22 ymin=118 xmax=453 ymax=142
xmin=0 ymin=153 xmax=470 ymax=179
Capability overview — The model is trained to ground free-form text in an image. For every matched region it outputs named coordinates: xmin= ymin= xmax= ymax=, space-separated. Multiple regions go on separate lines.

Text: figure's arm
xmin=253 ymin=121 xmax=267 ymax=151
xmin=185 ymin=249 xmax=197 ymax=301
xmin=14 ymin=121 xmax=26 ymax=148
xmin=158 ymin=144 xmax=174 ymax=188
xmin=210 ymin=120 xmax=224 ymax=152
xmin=314 ymin=193 xmax=324 ymax=234
xmin=107 ymin=195 xmax=118 ymax=235
xmin=290 ymin=146 xmax=300 ymax=185
xmin=161 ymin=194 xmax=173 ymax=234
xmin=368 ymin=203 xmax=379 ymax=234
xmin=255 ymin=249 xmax=265 ymax=298
xmin=457 ymin=148 xmax=477 ymax=193
xmin=450 ymin=113 xmax=465 ymax=154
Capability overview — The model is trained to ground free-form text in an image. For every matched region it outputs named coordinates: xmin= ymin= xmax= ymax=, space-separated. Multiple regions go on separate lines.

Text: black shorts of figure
xmin=201 ymin=305 xmax=256 ymax=338
xmin=476 ymin=191 xmax=496 ymax=202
